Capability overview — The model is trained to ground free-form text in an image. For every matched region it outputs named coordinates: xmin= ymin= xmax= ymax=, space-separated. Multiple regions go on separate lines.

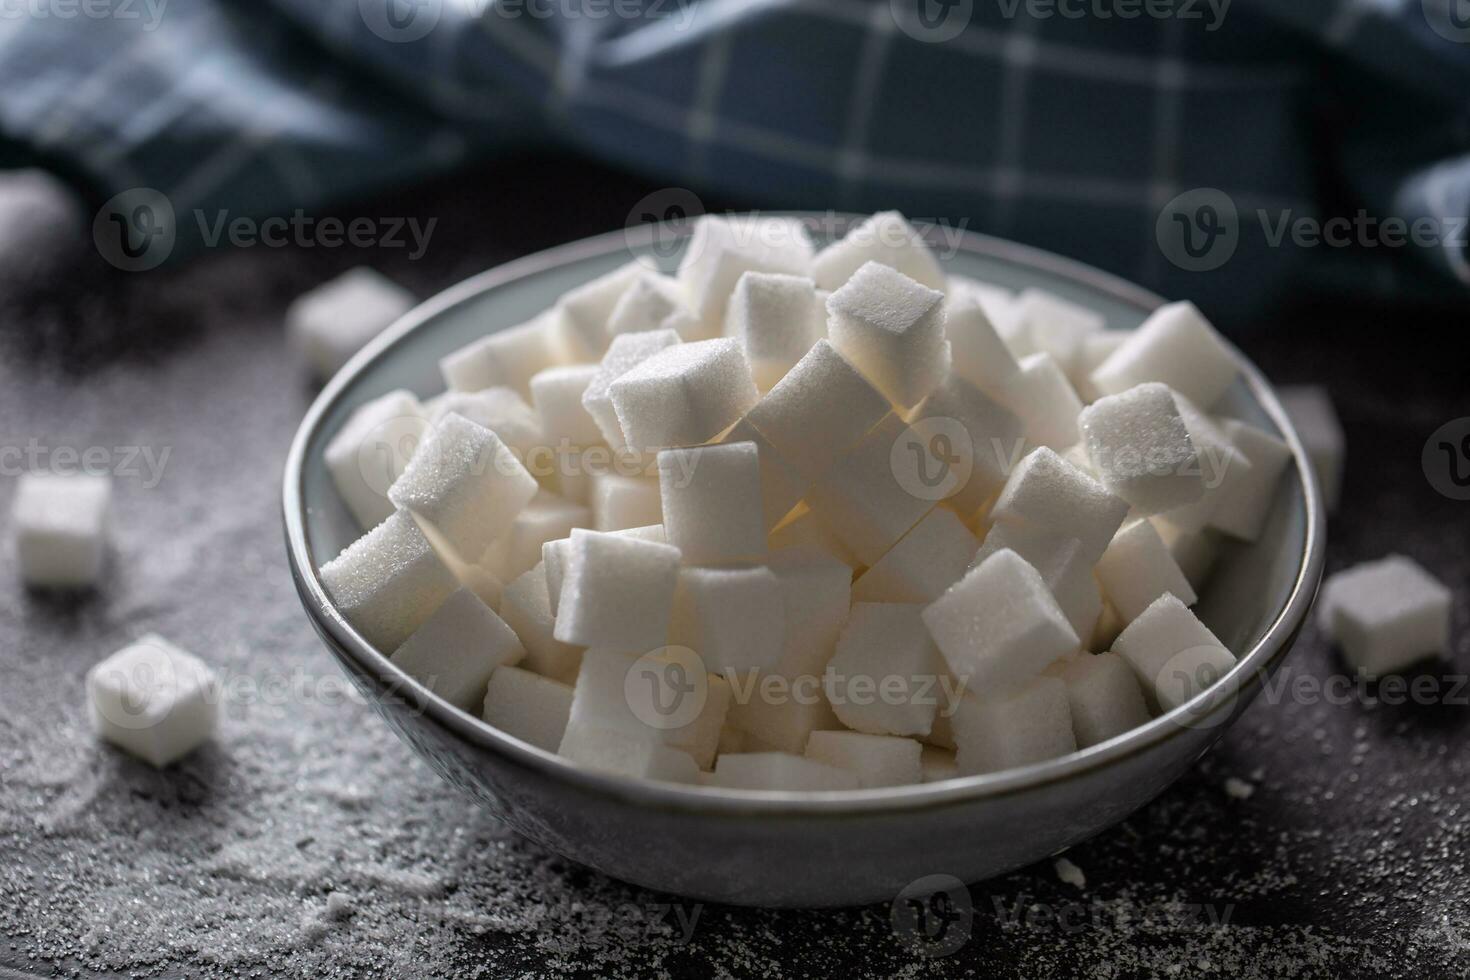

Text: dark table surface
xmin=1 ymin=155 xmax=1466 ymax=980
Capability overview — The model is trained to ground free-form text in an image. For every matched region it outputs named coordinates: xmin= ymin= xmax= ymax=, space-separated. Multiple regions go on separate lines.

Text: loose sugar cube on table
xmin=558 ymin=723 xmax=700 ymax=784
xmin=388 ymin=414 xmax=539 ymax=562
xmin=1207 ymin=419 xmax=1292 ymax=541
xmin=481 ymin=666 xmax=573 ymax=752
xmin=425 ymin=387 xmax=544 ymax=458
xmin=905 ymin=374 xmax=1025 ymax=517
xmin=606 ymin=270 xmax=687 ymax=337
xmin=530 ymin=364 xmax=605 ymax=448
xmin=670 ymin=565 xmax=786 ymax=674
xmin=554 ymin=259 xmax=651 ymax=359
xmin=1112 ymin=593 xmax=1236 ymax=712
xmin=390 ymin=588 xmax=525 ymax=712
xmin=711 ymin=752 xmax=860 ymax=791
xmin=746 ymin=339 xmax=892 ymax=481
xmin=1090 ymin=301 xmax=1239 ymax=409
xmin=805 ymin=731 xmax=923 ymax=788
xmin=1095 ymin=519 xmax=1197 ymax=623
xmin=580 ymin=328 xmax=682 ymax=447
xmin=677 ymin=214 xmax=814 ymax=327
xmin=608 ymin=338 xmax=760 ymax=453
xmin=1078 ymin=382 xmax=1204 ymax=515
xmin=1000 ymin=352 xmax=1085 ymax=450
xmin=827 ymin=261 xmax=951 ymax=409
xmin=12 ymin=472 xmax=111 ymax=588
xmin=944 ymin=285 xmax=1021 ymax=397
xmin=500 ymin=563 xmax=584 ymax=684
xmin=325 ymin=389 xmax=429 ymax=530
xmin=1317 ymin=555 xmax=1452 ymax=678
xmin=552 ymin=529 xmax=682 ymax=651
xmin=973 ymin=523 xmax=1103 ymax=644
xmin=811 ymin=211 xmax=946 ymax=292
xmin=1051 ymin=652 xmax=1151 ymax=748
xmin=87 ymin=634 xmax=218 ymax=768
xmin=923 ymin=548 xmax=1081 ymax=692
xmin=321 ymin=509 xmax=461 ymax=652
xmin=806 ymin=413 xmax=938 ymax=566
xmin=1277 ymin=384 xmax=1344 ymax=511
xmin=990 ymin=446 xmax=1130 ymax=565
xmin=852 ymin=509 xmax=978 ymax=604
xmin=591 ymin=474 xmax=663 ymax=532
xmin=825 ymin=602 xmax=946 ymax=737
xmin=286 ymin=268 xmax=415 ymax=379
xmin=658 ymin=442 xmax=766 ymax=564
xmin=766 ymin=545 xmax=853 ymax=680
xmin=440 ymin=312 xmax=565 ymax=397
xmin=950 ymin=675 xmax=1076 ymax=775
xmin=714 ymin=419 xmax=808 ymax=531
xmin=724 ymin=271 xmax=826 ymax=391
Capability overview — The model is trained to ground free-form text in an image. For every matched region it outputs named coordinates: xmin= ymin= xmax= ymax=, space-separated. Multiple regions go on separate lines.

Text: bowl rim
xmin=282 ymin=215 xmax=1326 ymax=818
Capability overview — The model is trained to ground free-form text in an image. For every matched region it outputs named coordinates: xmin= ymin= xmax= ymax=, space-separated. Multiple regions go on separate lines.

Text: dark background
xmin=0 ymin=154 xmax=1466 ymax=979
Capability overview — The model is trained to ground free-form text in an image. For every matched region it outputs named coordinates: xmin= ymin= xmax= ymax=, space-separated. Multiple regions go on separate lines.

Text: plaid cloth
xmin=1 ymin=0 xmax=1468 ymax=319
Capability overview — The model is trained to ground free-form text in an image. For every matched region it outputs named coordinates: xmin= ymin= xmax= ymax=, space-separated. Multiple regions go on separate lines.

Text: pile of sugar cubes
xmin=313 ymin=209 xmax=1297 ymax=791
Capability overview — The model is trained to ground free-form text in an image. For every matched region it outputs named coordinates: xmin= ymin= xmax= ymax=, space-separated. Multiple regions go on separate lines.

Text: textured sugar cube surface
xmin=944 ymin=286 xmax=1020 ymax=397
xmin=950 ymin=675 xmax=1076 ymax=775
xmin=768 ymin=505 xmax=860 ymax=568
xmin=658 ymin=442 xmax=766 ymax=564
xmin=1155 ymin=393 xmax=1248 ymax=532
xmin=724 ymin=271 xmax=826 ymax=391
xmin=852 ymin=508 xmax=978 ymax=604
xmin=922 ymin=548 xmax=1081 ymax=691
xmin=499 ymin=564 xmax=584 ymax=684
xmin=86 ymin=634 xmax=218 ymax=768
xmin=286 ymin=268 xmax=415 ymax=379
xmin=766 ymin=546 xmax=854 ymax=679
xmin=677 ymin=215 xmax=814 ymax=326
xmin=554 ymin=260 xmax=650 ymax=359
xmin=714 ymin=419 xmax=808 ymax=531
xmin=1095 ymin=519 xmax=1198 ymax=623
xmin=1112 ymin=593 xmax=1236 ymax=712
xmin=1208 ymin=419 xmax=1292 ymax=541
xmin=804 ymin=730 xmax=923 ymax=788
xmin=1011 ymin=289 xmax=1105 ymax=380
xmin=973 ymin=522 xmax=1103 ymax=645
xmin=827 ymin=261 xmax=950 ymax=409
xmin=591 ymin=474 xmax=663 ymax=532
xmin=1277 ymin=384 xmax=1344 ymax=511
xmin=390 ymin=588 xmax=525 ymax=712
xmin=711 ymin=752 xmax=860 ymax=791
xmin=440 ymin=312 xmax=563 ymax=397
xmin=490 ymin=492 xmax=589 ymax=591
xmin=669 ymin=565 xmax=786 ymax=674
xmin=489 ymin=666 xmax=571 ymax=752
xmin=825 ymin=602 xmax=946 ymax=737
xmin=543 ymin=524 xmax=665 ymax=615
xmin=1078 ymin=382 xmax=1204 ymax=515
xmin=1053 ymin=652 xmax=1151 ymax=748
xmin=12 ymin=472 xmax=111 ymax=588
xmin=1090 ymin=301 xmax=1238 ymax=409
xmin=745 ymin=339 xmax=892 ymax=481
xmin=388 ymin=414 xmax=539 ymax=561
xmin=990 ymin=446 xmax=1130 ymax=565
xmin=425 ymin=387 xmax=543 ymax=458
xmin=608 ymin=338 xmax=760 ymax=453
xmin=1000 ymin=352 xmax=1084 ymax=450
xmin=581 ymin=328 xmax=681 ymax=448
xmin=552 ymin=530 xmax=682 ymax=651
xmin=1153 ymin=519 xmax=1221 ymax=591
xmin=724 ymin=685 xmax=842 ymax=756
xmin=1317 ymin=555 xmax=1452 ymax=678
xmin=811 ymin=211 xmax=946 ymax=292
xmin=566 ymin=649 xmax=730 ymax=769
xmin=321 ymin=509 xmax=461 ymax=652
xmin=325 ymin=389 xmax=429 ymax=530
xmin=607 ymin=270 xmax=686 ymax=337
xmin=905 ymin=374 xmax=1024 ymax=517
xmin=530 ymin=364 xmax=605 ymax=448
xmin=558 ymin=722 xmax=700 ymax=783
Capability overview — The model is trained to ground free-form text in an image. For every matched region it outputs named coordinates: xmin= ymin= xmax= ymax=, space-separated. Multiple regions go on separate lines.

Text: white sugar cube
xmin=558 ymin=722 xmax=700 ymax=783
xmin=321 ymin=509 xmax=461 ymax=652
xmin=990 ymin=446 xmax=1130 ymax=564
xmin=390 ymin=588 xmax=525 ymax=711
xmin=1095 ymin=519 xmax=1197 ymax=623
xmin=554 ymin=259 xmax=651 ymax=359
xmin=745 ymin=339 xmax=892 ymax=481
xmin=1012 ymin=289 xmax=1105 ymax=380
xmin=670 ymin=565 xmax=786 ymax=674
xmin=1113 ymin=593 xmax=1236 ymax=712
xmin=714 ymin=419 xmax=808 ymax=531
xmin=1000 ymin=352 xmax=1084 ymax=450
xmin=677 ymin=215 xmax=814 ymax=326
xmin=86 ymin=634 xmax=218 ymax=767
xmin=1152 ymin=519 xmax=1221 ymax=591
xmin=806 ymin=413 xmax=937 ymax=565
xmin=530 ymin=364 xmax=604 ymax=448
xmin=711 ymin=751 xmax=860 ymax=791
xmin=1078 ymin=382 xmax=1205 ymax=515
xmin=286 ymin=268 xmax=415 ymax=379
xmin=542 ymin=523 xmax=665 ymax=615
xmin=388 ymin=414 xmax=539 ymax=562
xmin=1207 ymin=419 xmax=1291 ymax=541
xmin=811 ymin=211 xmax=946 ymax=292
xmin=453 ymin=560 xmax=505 ymax=612
xmin=608 ymin=338 xmax=760 ymax=453
xmin=766 ymin=545 xmax=853 ymax=679
xmin=591 ymin=474 xmax=663 ymax=531
xmin=325 ymin=389 xmax=429 ymax=530
xmin=1277 ymin=385 xmax=1343 ymax=511
xmin=905 ymin=374 xmax=1025 ymax=517
xmin=943 ymin=286 xmax=1021 ymax=397
xmin=499 ymin=563 xmax=584 ymax=683
xmin=496 ymin=492 xmax=590 ymax=583
xmin=481 ymin=665 xmax=573 ymax=752
xmin=12 ymin=472 xmax=111 ymax=588
xmin=440 ymin=312 xmax=564 ymax=397
xmin=657 ymin=442 xmax=767 ymax=564
xmin=1050 ymin=653 xmax=1150 ymax=748
xmin=950 ymin=675 xmax=1076 ymax=775
xmin=425 ymin=387 xmax=544 ymax=458
xmin=827 ymin=261 xmax=951 ymax=409
xmin=1075 ymin=331 xmax=1129 ymax=401
xmin=1090 ymin=301 xmax=1238 ymax=409
xmin=566 ymin=648 xmax=730 ymax=769
xmin=767 ymin=505 xmax=860 ymax=568
xmin=1317 ymin=556 xmax=1452 ymax=678
xmin=923 ymin=548 xmax=1081 ymax=690
xmin=724 ymin=271 xmax=826 ymax=391
xmin=606 ymin=270 xmax=687 ymax=337
xmin=553 ymin=529 xmax=681 ymax=651
xmin=825 ymin=602 xmax=946 ymax=737
xmin=724 ymin=696 xmax=842 ymax=756
xmin=972 ymin=523 xmax=1103 ymax=643
xmin=852 ymin=509 xmax=978 ymax=604
xmin=805 ymin=730 xmax=923 ymax=787
xmin=920 ymin=745 xmax=959 ymax=783
xmin=1157 ymin=393 xmax=1248 ymax=532
xmin=581 ymin=328 xmax=682 ymax=447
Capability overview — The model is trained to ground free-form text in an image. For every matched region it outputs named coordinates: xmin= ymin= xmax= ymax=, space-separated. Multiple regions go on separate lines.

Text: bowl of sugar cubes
xmin=283 ymin=211 xmax=1325 ymax=906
